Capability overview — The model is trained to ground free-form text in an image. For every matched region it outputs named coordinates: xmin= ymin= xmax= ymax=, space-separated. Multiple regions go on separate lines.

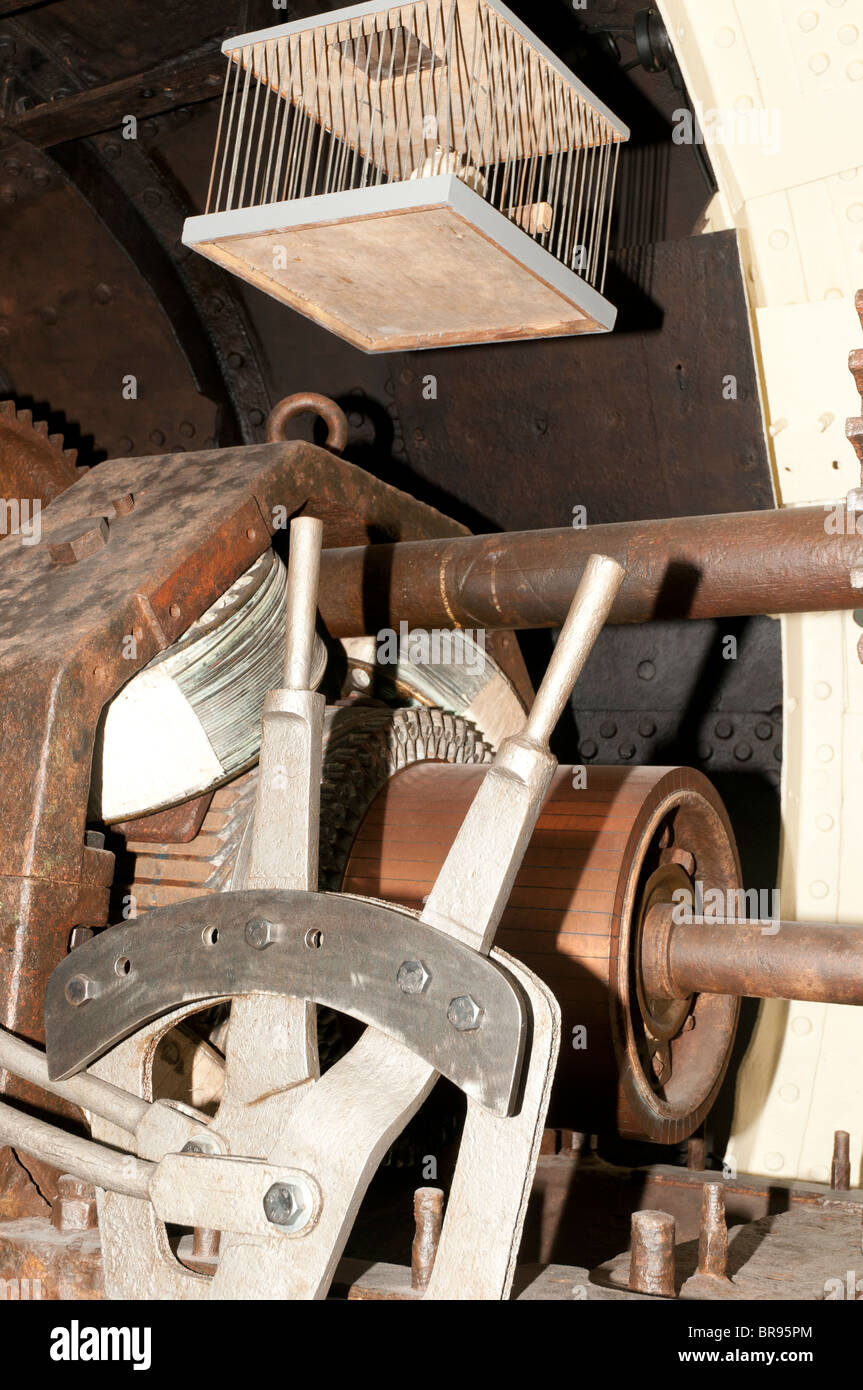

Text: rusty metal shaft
xmin=642 ymin=909 xmax=863 ymax=1006
xmin=317 ymin=504 xmax=863 ymax=635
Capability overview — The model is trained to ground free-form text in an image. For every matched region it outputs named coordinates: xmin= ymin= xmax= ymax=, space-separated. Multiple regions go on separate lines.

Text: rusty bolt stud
xmin=51 ymin=1174 xmax=98 ymax=1233
xmin=411 ymin=1186 xmax=444 ymax=1293
xmin=245 ymin=917 xmax=280 ymax=950
xmin=697 ymin=1182 xmax=728 ymax=1279
xmin=64 ymin=973 xmax=97 ymax=1007
xmin=110 ymin=492 xmax=135 ymax=517
xmin=48 ymin=516 xmax=110 ymax=565
xmin=687 ymin=1132 xmax=706 ymax=1171
xmin=397 ymin=960 xmax=431 ymax=994
xmin=831 ymin=1130 xmax=851 ymax=1190
xmin=447 ymin=995 xmax=483 ymax=1031
xmin=629 ymin=1210 xmax=676 ymax=1298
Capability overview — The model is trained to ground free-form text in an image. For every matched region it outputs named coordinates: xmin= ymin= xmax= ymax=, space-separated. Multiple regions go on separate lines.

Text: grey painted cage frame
xmin=184 ymin=1 xmax=630 ymax=350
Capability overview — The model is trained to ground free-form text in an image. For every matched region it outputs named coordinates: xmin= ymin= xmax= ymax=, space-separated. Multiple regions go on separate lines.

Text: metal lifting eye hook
xmin=265 ymin=393 xmax=349 ymax=455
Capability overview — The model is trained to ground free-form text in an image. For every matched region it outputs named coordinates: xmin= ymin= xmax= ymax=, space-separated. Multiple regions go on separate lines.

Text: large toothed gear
xmin=0 ymin=399 xmax=81 ymax=506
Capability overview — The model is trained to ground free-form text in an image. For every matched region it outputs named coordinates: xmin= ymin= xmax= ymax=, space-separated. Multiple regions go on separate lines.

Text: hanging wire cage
xmin=183 ymin=0 xmax=630 ymax=351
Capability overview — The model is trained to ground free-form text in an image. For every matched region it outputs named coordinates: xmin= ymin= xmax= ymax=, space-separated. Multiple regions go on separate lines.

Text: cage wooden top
xmin=220 ymin=0 xmax=629 ymax=178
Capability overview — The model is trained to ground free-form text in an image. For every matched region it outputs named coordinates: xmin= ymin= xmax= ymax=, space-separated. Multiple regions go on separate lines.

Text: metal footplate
xmin=45 ymin=889 xmax=528 ymax=1117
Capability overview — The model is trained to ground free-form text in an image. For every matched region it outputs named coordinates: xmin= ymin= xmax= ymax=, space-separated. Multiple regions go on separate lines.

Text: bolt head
xmin=52 ymin=1175 xmax=97 ymax=1234
xmin=263 ymin=1182 xmax=296 ymax=1226
xmin=397 ymin=960 xmax=431 ymax=994
xmin=245 ymin=917 xmax=278 ymax=950
xmin=48 ymin=516 xmax=110 ymax=565
xmin=447 ymin=995 xmax=483 ymax=1031
xmin=181 ymin=1135 xmax=221 ymax=1156
xmin=64 ymin=973 xmax=96 ymax=1007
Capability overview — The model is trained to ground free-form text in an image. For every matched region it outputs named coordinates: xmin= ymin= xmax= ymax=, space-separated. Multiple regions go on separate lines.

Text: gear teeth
xmin=0 ymin=400 xmax=77 ymax=491
xmin=848 ymin=417 xmax=863 ymax=466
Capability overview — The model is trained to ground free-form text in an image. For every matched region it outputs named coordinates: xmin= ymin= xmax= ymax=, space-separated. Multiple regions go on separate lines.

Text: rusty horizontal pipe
xmin=642 ymin=910 xmax=863 ymax=1006
xmin=317 ymin=504 xmax=863 ymax=635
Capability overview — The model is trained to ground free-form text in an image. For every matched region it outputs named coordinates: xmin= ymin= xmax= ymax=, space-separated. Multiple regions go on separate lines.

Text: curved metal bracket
xmin=45 ymin=889 xmax=528 ymax=1117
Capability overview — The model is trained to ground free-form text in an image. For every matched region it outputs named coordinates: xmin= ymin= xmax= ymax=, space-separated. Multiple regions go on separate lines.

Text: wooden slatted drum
xmin=341 ymin=763 xmax=742 ymax=1144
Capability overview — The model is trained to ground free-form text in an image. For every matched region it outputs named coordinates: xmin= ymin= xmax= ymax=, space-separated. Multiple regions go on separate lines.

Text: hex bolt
xmin=47 ymin=516 xmax=110 ymax=565
xmin=397 ymin=960 xmax=431 ymax=995
xmin=831 ymin=1130 xmax=851 ymax=1190
xmin=64 ymin=973 xmax=97 ymax=1007
xmin=629 ymin=1210 xmax=676 ymax=1297
xmin=51 ymin=1174 xmax=98 ymax=1234
xmin=263 ymin=1182 xmax=296 ymax=1227
xmin=245 ymin=917 xmax=280 ymax=950
xmin=411 ymin=1186 xmax=444 ymax=1293
xmin=446 ymin=995 xmax=483 ymax=1031
xmin=697 ymin=1182 xmax=728 ymax=1279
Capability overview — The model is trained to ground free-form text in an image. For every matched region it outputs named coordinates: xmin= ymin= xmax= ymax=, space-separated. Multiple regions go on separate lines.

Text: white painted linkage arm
xmin=0 ymin=1025 xmax=148 ymax=1133
xmin=422 ymin=553 xmax=625 ymax=954
xmin=522 ymin=553 xmax=625 ymax=746
xmin=0 ymin=1099 xmax=153 ymax=1199
xmin=283 ymin=515 xmax=324 ymax=690
xmin=0 ymin=1024 xmax=227 ymax=1171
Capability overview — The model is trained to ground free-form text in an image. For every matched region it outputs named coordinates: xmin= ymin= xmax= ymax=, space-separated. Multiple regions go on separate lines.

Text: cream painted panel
xmin=658 ymin=0 xmax=863 ymax=1180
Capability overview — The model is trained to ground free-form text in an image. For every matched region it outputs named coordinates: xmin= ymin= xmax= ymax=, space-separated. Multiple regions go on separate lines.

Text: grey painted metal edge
xmin=182 ymin=174 xmax=617 ymax=333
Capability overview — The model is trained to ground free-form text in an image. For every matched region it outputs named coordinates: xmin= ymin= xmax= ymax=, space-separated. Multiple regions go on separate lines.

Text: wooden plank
xmin=193 ymin=200 xmax=599 ymax=351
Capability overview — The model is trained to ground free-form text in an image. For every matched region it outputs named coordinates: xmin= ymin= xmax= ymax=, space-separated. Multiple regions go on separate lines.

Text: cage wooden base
xmin=183 ymin=174 xmax=617 ymax=352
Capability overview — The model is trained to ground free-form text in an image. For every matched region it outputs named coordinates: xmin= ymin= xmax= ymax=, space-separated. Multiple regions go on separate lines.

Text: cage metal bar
xmin=600 ymin=139 xmax=621 ymax=293
xmin=237 ymin=42 xmax=264 ymax=208
xmin=590 ymin=133 xmax=612 ymax=284
xmin=214 ymin=51 xmax=244 ymax=213
xmin=360 ymin=8 xmax=390 ymax=189
xmin=499 ymin=20 xmax=522 ymax=218
xmin=485 ymin=5 xmax=507 ymax=207
xmin=555 ymin=87 xmax=577 ymax=263
xmin=205 ymin=58 xmax=233 ymax=213
xmin=260 ymin=55 xmax=283 ymax=203
xmin=225 ymin=47 xmax=253 ymax=210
